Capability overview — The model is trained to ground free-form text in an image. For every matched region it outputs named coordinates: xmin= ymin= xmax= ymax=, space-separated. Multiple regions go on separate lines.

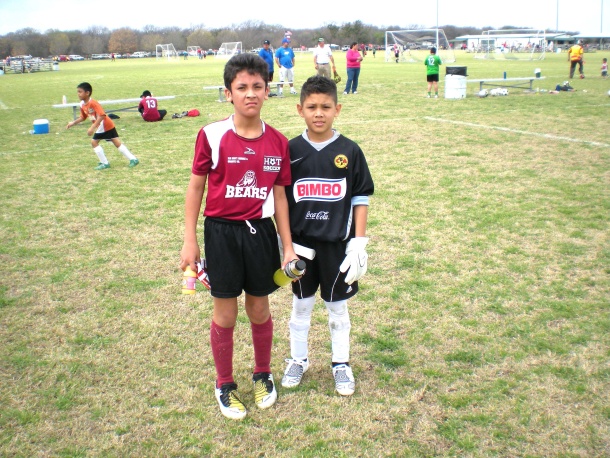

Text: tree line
xmin=0 ymin=20 xmax=541 ymax=58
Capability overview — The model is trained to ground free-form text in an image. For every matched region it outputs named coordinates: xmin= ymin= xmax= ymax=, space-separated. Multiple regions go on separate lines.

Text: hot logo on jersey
xmin=225 ymin=170 xmax=268 ymax=199
xmin=293 ymin=178 xmax=346 ymax=202
xmin=263 ymin=156 xmax=282 ymax=172
xmin=334 ymin=154 xmax=348 ymax=168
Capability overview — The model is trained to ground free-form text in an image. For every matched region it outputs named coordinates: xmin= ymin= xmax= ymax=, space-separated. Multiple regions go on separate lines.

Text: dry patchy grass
xmin=1 ymin=51 xmax=609 ymax=457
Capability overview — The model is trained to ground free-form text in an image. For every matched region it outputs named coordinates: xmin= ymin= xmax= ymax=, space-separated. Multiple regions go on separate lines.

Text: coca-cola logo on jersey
xmin=305 ymin=211 xmax=330 ymax=220
xmin=293 ymin=178 xmax=346 ymax=202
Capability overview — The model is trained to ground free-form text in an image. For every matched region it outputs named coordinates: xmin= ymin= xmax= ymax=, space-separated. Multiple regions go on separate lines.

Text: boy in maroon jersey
xmin=180 ymin=53 xmax=296 ymax=420
xmin=138 ymin=90 xmax=167 ymax=121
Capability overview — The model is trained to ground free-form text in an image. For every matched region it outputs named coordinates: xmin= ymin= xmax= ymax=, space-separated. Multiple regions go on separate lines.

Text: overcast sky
xmin=1 ymin=0 xmax=607 ymax=36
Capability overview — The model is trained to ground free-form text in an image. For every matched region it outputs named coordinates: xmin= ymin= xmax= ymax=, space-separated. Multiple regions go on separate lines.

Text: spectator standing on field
xmin=343 ymin=42 xmax=363 ymax=95
xmin=601 ymin=57 xmax=607 ymax=78
xmin=425 ymin=46 xmax=442 ymax=98
xmin=568 ymin=40 xmax=585 ymax=79
xmin=258 ymin=40 xmax=274 ymax=82
xmin=313 ymin=37 xmax=336 ymax=79
xmin=275 ymin=38 xmax=297 ymax=95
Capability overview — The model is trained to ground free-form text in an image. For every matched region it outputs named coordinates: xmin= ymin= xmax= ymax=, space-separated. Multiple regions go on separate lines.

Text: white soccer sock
xmin=289 ymin=295 xmax=315 ymax=360
xmin=117 ymin=144 xmax=136 ymax=161
xmin=325 ymin=299 xmax=351 ymax=363
xmin=93 ymin=146 xmax=108 ymax=164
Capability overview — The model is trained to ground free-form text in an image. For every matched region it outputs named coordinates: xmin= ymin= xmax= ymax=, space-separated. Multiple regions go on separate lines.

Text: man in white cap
xmin=313 ymin=37 xmax=336 ymax=79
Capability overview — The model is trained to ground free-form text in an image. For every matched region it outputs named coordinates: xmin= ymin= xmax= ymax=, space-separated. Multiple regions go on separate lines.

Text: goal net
xmin=385 ymin=29 xmax=455 ymax=63
xmin=475 ymin=29 xmax=546 ymax=60
xmin=187 ymin=46 xmax=202 ymax=57
xmin=216 ymin=42 xmax=242 ymax=59
xmin=156 ymin=43 xmax=178 ymax=60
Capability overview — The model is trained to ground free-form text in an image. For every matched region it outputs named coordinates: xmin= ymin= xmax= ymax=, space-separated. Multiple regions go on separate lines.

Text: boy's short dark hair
xmin=223 ymin=53 xmax=269 ymax=90
xmin=141 ymin=90 xmax=152 ymax=97
xmin=77 ymin=82 xmax=92 ymax=94
xmin=430 ymin=47 xmax=437 ymax=54
xmin=300 ymin=75 xmax=338 ymax=105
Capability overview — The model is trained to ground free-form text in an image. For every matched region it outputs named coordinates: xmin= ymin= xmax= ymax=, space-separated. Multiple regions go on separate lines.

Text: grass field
xmin=1 ymin=50 xmax=609 ymax=457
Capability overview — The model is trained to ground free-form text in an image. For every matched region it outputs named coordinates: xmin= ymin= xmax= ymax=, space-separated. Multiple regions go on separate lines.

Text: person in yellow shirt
xmin=567 ymin=40 xmax=584 ymax=79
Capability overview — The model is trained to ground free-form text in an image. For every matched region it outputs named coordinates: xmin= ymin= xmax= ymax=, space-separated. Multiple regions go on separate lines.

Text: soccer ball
xmin=478 ymin=89 xmax=489 ymax=98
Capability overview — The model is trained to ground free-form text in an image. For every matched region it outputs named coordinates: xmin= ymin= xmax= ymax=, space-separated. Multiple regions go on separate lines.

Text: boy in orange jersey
xmin=66 ymin=82 xmax=139 ymax=170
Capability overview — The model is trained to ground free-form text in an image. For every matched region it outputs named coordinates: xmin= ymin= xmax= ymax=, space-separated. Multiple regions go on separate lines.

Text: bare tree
xmin=9 ymin=28 xmax=48 ymax=57
xmin=109 ymin=28 xmax=138 ymax=54
xmin=187 ymin=29 xmax=215 ymax=50
xmin=82 ymin=26 xmax=110 ymax=54
xmin=48 ymin=31 xmax=70 ymax=55
xmin=140 ymin=33 xmax=164 ymax=53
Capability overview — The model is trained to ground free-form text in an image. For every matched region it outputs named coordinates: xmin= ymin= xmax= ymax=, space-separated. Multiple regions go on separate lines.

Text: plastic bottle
xmin=274 ymin=259 xmax=306 ymax=287
xmin=62 ymin=95 xmax=67 ymax=104
xmin=182 ymin=266 xmax=197 ymax=294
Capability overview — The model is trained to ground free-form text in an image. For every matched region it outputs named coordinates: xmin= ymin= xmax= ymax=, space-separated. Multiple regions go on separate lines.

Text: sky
xmin=0 ymin=0 xmax=608 ymax=36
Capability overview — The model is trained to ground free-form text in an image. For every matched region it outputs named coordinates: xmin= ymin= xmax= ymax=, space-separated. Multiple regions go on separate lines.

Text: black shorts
xmin=290 ymin=234 xmax=358 ymax=302
xmin=204 ymin=217 xmax=280 ymax=298
xmin=93 ymin=127 xmax=119 ymax=141
xmin=268 ymin=71 xmax=274 ymax=82
xmin=427 ymin=74 xmax=439 ymax=82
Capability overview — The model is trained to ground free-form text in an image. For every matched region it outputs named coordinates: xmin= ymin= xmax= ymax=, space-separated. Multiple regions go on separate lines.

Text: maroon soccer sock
xmin=210 ymin=321 xmax=234 ymax=387
xmin=251 ymin=315 xmax=273 ymax=374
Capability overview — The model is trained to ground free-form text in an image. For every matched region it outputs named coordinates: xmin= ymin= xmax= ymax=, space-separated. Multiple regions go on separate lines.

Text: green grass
xmin=1 ymin=52 xmax=609 ymax=456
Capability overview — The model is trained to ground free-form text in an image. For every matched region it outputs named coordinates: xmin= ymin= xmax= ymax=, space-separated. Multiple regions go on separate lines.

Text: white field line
xmin=425 ymin=116 xmax=610 ymax=148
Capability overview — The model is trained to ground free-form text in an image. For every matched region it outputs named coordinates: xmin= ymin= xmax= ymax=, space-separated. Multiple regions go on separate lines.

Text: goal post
xmin=477 ymin=29 xmax=546 ymax=60
xmin=156 ymin=43 xmax=178 ymax=60
xmin=187 ymin=46 xmax=201 ymax=57
xmin=216 ymin=42 xmax=242 ymax=59
xmin=385 ymin=29 xmax=456 ymax=63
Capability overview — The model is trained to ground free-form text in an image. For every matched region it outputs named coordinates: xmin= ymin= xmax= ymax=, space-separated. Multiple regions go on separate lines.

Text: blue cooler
xmin=33 ymin=119 xmax=49 ymax=134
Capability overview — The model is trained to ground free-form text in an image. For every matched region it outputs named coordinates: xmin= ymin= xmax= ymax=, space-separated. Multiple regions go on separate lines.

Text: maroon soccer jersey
xmin=138 ymin=96 xmax=161 ymax=121
xmin=192 ymin=116 xmax=291 ymax=220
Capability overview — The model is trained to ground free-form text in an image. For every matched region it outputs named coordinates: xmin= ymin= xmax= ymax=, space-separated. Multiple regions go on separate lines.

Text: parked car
xmin=69 ymin=54 xmax=84 ymax=60
xmin=341 ymin=45 xmax=350 ymax=51
xmin=131 ymin=51 xmax=150 ymax=58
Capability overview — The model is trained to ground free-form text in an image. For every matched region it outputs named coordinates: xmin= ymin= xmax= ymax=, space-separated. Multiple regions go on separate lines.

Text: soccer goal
xmin=385 ymin=29 xmax=455 ymax=63
xmin=187 ymin=46 xmax=202 ymax=57
xmin=156 ymin=43 xmax=178 ymax=60
xmin=476 ymin=29 xmax=546 ymax=61
xmin=216 ymin=42 xmax=242 ymax=59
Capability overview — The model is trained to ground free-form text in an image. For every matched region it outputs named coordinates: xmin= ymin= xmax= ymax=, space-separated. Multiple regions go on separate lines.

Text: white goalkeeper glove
xmin=339 ymin=237 xmax=369 ymax=285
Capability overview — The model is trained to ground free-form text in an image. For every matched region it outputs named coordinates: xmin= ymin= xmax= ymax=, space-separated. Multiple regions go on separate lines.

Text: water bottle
xmin=182 ymin=266 xmax=197 ymax=294
xmin=274 ymin=259 xmax=306 ymax=287
xmin=62 ymin=95 xmax=67 ymax=104
xmin=195 ymin=259 xmax=211 ymax=290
